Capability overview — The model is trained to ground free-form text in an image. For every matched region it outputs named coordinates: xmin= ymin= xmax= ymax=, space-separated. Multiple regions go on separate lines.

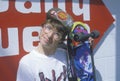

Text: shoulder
xmin=19 ymin=50 xmax=38 ymax=65
xmin=56 ymin=48 xmax=67 ymax=57
xmin=57 ymin=48 xmax=67 ymax=53
xmin=54 ymin=48 xmax=68 ymax=64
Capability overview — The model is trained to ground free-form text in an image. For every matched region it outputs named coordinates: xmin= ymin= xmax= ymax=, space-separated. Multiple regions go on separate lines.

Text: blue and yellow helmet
xmin=68 ymin=21 xmax=90 ymax=47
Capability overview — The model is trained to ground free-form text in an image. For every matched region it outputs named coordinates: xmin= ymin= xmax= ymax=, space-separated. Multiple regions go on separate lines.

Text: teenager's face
xmin=39 ymin=23 xmax=62 ymax=48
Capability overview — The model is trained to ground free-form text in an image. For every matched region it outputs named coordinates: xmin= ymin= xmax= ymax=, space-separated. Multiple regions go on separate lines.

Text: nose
xmin=47 ymin=31 xmax=54 ymax=39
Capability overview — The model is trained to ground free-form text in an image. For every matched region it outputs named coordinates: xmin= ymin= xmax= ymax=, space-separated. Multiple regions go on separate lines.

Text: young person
xmin=16 ymin=8 xmax=73 ymax=81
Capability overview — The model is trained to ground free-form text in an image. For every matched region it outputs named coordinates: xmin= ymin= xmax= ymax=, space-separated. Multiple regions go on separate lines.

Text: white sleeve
xmin=16 ymin=61 xmax=34 ymax=81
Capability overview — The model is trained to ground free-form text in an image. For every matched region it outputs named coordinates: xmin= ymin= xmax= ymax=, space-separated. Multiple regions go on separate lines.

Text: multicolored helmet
xmin=68 ymin=21 xmax=90 ymax=47
xmin=46 ymin=8 xmax=73 ymax=32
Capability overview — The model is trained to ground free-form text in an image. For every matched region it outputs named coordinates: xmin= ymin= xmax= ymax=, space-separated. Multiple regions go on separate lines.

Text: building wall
xmin=94 ymin=0 xmax=120 ymax=81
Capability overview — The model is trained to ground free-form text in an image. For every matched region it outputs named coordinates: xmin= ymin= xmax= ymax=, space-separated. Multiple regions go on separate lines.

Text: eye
xmin=44 ymin=24 xmax=54 ymax=33
xmin=45 ymin=25 xmax=52 ymax=30
xmin=54 ymin=32 xmax=62 ymax=40
xmin=54 ymin=32 xmax=60 ymax=37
